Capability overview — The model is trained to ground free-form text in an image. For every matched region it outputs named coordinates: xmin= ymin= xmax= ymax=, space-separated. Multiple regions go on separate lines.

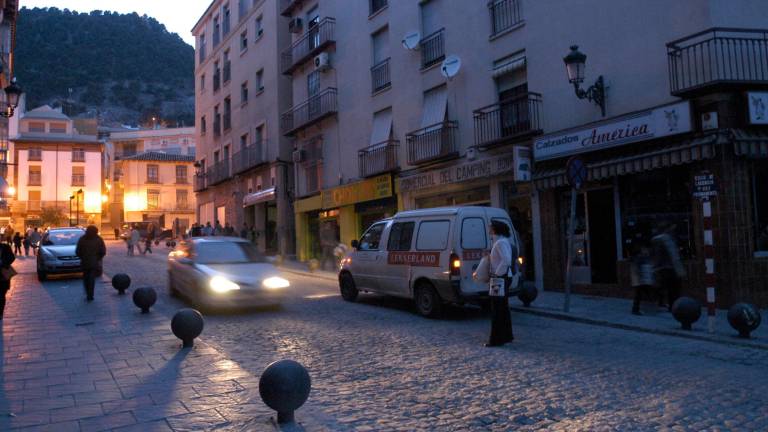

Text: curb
xmin=510 ymin=305 xmax=768 ymax=351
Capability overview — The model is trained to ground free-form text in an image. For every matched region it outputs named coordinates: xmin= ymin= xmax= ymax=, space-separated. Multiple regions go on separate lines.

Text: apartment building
xmin=115 ymin=151 xmax=195 ymax=232
xmin=0 ymin=0 xmax=18 ymax=227
xmin=281 ymin=0 xmax=768 ymax=306
xmin=9 ymin=105 xmax=103 ymax=229
xmin=192 ymin=0 xmax=294 ymax=256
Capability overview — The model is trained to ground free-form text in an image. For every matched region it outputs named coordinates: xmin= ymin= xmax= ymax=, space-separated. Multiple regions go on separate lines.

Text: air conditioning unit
xmin=292 ymin=150 xmax=304 ymax=163
xmin=288 ymin=18 xmax=302 ymax=33
xmin=314 ymin=52 xmax=330 ymax=71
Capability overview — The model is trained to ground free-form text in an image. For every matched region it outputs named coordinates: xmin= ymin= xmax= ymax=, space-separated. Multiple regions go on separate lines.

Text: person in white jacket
xmin=486 ymin=220 xmax=515 ymax=347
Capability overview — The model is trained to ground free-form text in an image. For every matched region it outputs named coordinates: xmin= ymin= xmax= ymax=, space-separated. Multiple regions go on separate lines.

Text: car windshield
xmin=195 ymin=241 xmax=265 ymax=264
xmin=42 ymin=230 xmax=84 ymax=246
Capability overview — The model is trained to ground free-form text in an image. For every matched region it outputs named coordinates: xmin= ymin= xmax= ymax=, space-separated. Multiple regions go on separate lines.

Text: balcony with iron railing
xmin=281 ymin=17 xmax=336 ymax=75
xmin=488 ymin=0 xmax=523 ymax=37
xmin=72 ymin=151 xmax=86 ymax=162
xmin=206 ymin=160 xmax=231 ymax=186
xmin=281 ymin=88 xmax=338 ymax=136
xmin=421 ymin=28 xmax=445 ymax=69
xmin=359 ymin=140 xmax=399 ymax=178
xmin=371 ymin=58 xmax=391 ymax=93
xmin=175 ymin=176 xmax=189 ymax=184
xmin=473 ymin=92 xmax=543 ymax=148
xmin=71 ymin=174 xmax=85 ymax=186
xmin=232 ymin=141 xmax=265 ymax=174
xmin=406 ymin=121 xmax=459 ymax=165
xmin=193 ymin=173 xmax=207 ymax=192
xmin=667 ymin=28 xmax=768 ymax=96
xmin=146 ymin=176 xmax=160 ymax=184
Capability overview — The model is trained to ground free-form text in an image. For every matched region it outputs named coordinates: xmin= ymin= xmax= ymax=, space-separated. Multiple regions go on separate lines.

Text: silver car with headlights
xmin=37 ymin=228 xmax=85 ymax=281
xmin=167 ymin=237 xmax=290 ymax=309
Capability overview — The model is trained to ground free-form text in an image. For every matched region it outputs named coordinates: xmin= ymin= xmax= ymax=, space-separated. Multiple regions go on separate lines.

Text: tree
xmin=40 ymin=207 xmax=67 ymax=228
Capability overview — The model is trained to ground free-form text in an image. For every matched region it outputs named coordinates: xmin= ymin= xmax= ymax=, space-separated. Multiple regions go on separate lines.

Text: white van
xmin=338 ymin=206 xmax=521 ymax=318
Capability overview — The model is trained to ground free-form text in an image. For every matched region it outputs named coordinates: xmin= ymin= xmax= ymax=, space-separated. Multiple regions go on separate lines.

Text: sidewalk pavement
xmin=279 ymin=260 xmax=768 ymax=350
xmin=0 ymin=256 xmax=325 ymax=431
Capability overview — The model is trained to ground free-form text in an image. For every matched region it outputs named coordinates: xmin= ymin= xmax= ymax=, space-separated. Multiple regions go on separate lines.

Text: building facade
xmin=0 ymin=0 xmax=18 ymax=227
xmin=9 ymin=105 xmax=103 ymax=230
xmin=192 ymin=0 xmax=294 ymax=256
xmin=114 ymin=151 xmax=195 ymax=233
xmin=280 ymin=0 xmax=768 ymax=306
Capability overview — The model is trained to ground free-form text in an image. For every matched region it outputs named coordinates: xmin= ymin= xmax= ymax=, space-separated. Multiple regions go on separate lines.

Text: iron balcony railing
xmin=371 ymin=58 xmax=391 ymax=93
xmin=281 ymin=17 xmax=336 ymax=75
xmin=175 ymin=176 xmax=189 ymax=184
xmin=421 ymin=28 xmax=445 ymax=69
xmin=488 ymin=0 xmax=523 ymax=36
xmin=406 ymin=121 xmax=459 ymax=165
xmin=72 ymin=151 xmax=86 ymax=162
xmin=667 ymin=28 xmax=768 ymax=96
xmin=281 ymin=88 xmax=338 ymax=136
xmin=359 ymin=140 xmax=399 ymax=178
xmin=207 ymin=160 xmax=230 ymax=186
xmin=232 ymin=141 xmax=265 ymax=174
xmin=370 ymin=0 xmax=388 ymax=15
xmin=473 ymin=92 xmax=543 ymax=148
xmin=146 ymin=176 xmax=160 ymax=184
xmin=193 ymin=173 xmax=207 ymax=191
xmin=71 ymin=174 xmax=85 ymax=186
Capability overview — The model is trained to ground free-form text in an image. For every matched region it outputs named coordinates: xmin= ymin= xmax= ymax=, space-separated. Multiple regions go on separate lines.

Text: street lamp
xmin=0 ymin=78 xmax=23 ymax=119
xmin=75 ymin=189 xmax=83 ymax=227
xmin=563 ymin=45 xmax=606 ymax=116
xmin=69 ymin=195 xmax=75 ymax=226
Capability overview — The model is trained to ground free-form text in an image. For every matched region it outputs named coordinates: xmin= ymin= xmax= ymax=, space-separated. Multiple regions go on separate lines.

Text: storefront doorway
xmin=561 ymin=187 xmax=618 ymax=284
xmin=265 ymin=203 xmax=277 ymax=254
xmin=503 ymin=183 xmax=534 ymax=281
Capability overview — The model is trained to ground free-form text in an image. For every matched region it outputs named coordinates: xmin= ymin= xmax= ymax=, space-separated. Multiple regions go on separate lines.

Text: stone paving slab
xmin=0 ymin=256 xmax=322 ymax=431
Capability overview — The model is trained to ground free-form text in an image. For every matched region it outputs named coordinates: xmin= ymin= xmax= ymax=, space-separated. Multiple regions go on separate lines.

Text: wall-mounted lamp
xmin=0 ymin=78 xmax=23 ymax=119
xmin=563 ymin=45 xmax=606 ymax=116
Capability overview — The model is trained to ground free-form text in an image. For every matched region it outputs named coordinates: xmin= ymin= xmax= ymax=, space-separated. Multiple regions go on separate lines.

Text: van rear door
xmin=458 ymin=215 xmax=490 ymax=295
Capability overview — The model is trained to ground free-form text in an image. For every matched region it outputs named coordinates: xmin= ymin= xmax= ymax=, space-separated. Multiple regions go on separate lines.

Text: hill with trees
xmin=14 ymin=7 xmax=194 ymax=127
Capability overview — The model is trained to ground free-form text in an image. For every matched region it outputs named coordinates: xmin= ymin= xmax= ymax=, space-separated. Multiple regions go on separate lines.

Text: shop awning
xmin=492 ymin=53 xmax=526 ymax=78
xmin=732 ymin=129 xmax=768 ymax=158
xmin=421 ymin=86 xmax=448 ymax=130
xmin=370 ymin=109 xmax=392 ymax=146
xmin=242 ymin=188 xmax=275 ymax=207
xmin=533 ymin=133 xmax=720 ymax=190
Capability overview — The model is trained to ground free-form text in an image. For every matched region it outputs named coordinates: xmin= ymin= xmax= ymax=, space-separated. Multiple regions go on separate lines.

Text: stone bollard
xmin=132 ymin=287 xmax=157 ymax=314
xmin=671 ymin=297 xmax=702 ymax=330
xmin=112 ymin=273 xmax=131 ymax=295
xmin=171 ymin=309 xmax=204 ymax=348
xmin=259 ymin=359 xmax=311 ymax=424
xmin=727 ymin=303 xmax=762 ymax=339
xmin=517 ymin=285 xmax=538 ymax=307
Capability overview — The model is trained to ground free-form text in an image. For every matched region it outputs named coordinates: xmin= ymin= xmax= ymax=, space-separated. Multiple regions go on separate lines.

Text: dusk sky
xmin=20 ymin=0 xmax=211 ymax=45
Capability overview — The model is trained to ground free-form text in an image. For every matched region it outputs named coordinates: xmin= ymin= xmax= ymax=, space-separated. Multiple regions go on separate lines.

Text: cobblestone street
xmin=0 ymin=241 xmax=766 ymax=431
xmin=100 ymin=242 xmax=768 ymax=431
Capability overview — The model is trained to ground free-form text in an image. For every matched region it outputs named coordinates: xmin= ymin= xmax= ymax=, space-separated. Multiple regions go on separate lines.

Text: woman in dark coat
xmin=75 ymin=226 xmax=106 ymax=302
xmin=0 ymin=242 xmax=16 ymax=319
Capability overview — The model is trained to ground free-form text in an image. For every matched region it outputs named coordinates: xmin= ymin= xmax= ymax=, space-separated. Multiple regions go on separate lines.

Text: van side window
xmin=358 ymin=223 xmax=386 ymax=251
xmin=461 ymin=218 xmax=487 ymax=250
xmin=387 ymin=222 xmax=415 ymax=251
xmin=416 ymin=220 xmax=450 ymax=251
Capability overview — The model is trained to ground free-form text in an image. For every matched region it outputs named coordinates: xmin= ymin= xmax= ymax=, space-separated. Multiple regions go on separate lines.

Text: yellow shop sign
xmin=321 ymin=174 xmax=392 ymax=209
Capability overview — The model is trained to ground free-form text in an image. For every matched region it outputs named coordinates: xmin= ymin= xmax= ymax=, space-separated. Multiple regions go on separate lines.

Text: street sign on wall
xmin=692 ymin=171 xmax=717 ymax=200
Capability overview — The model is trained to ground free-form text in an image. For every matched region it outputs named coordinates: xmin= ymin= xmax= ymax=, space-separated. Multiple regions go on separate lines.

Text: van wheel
xmin=339 ymin=273 xmax=358 ymax=302
xmin=415 ymin=283 xmax=443 ymax=318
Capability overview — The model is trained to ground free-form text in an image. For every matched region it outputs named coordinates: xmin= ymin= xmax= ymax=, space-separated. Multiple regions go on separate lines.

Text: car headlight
xmin=209 ymin=276 xmax=240 ymax=293
xmin=262 ymin=276 xmax=290 ymax=290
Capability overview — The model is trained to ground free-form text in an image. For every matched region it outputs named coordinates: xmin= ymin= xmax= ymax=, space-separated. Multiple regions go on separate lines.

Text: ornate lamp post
xmin=563 ymin=45 xmax=606 ymax=116
xmin=75 ymin=189 xmax=83 ymax=226
xmin=0 ymin=78 xmax=23 ymax=119
xmin=69 ymin=195 xmax=75 ymax=226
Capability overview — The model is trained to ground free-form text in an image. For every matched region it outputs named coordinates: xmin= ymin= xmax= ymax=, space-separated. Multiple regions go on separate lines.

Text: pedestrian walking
xmin=652 ymin=224 xmax=685 ymax=311
xmin=22 ymin=233 xmax=30 ymax=256
xmin=75 ymin=225 xmax=106 ymax=302
xmin=204 ymin=222 xmax=213 ymax=236
xmin=485 ymin=220 xmax=516 ymax=347
xmin=630 ymin=243 xmax=655 ymax=315
xmin=142 ymin=234 xmax=153 ymax=255
xmin=214 ymin=220 xmax=223 ymax=236
xmin=129 ymin=226 xmax=141 ymax=256
xmin=12 ymin=232 xmax=21 ymax=255
xmin=29 ymin=228 xmax=41 ymax=256
xmin=0 ymin=241 xmax=16 ymax=320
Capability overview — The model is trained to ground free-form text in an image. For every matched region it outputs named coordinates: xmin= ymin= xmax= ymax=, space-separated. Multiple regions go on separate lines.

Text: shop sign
xmin=399 ymin=154 xmax=516 ymax=193
xmin=748 ymin=92 xmax=768 ymax=125
xmin=513 ymin=146 xmax=531 ymax=182
xmin=533 ymin=101 xmax=692 ymax=161
xmin=387 ymin=251 xmax=441 ymax=267
xmin=321 ymin=174 xmax=392 ymax=209
xmin=692 ymin=171 xmax=717 ymax=200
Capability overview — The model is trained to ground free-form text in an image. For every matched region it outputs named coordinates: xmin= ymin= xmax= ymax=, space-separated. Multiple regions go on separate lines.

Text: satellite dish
xmin=441 ymin=55 xmax=462 ymax=79
xmin=402 ymin=31 xmax=421 ymax=50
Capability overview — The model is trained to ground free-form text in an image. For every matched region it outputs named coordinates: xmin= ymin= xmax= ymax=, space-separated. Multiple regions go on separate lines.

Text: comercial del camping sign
xmin=533 ymin=101 xmax=692 ymax=161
